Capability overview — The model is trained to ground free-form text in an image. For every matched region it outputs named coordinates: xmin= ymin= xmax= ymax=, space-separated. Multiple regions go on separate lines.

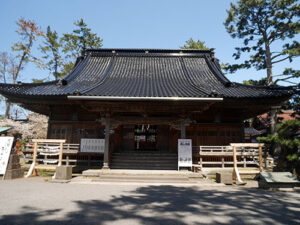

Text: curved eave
xmin=67 ymin=96 xmax=224 ymax=101
xmin=0 ymin=48 xmax=296 ymax=101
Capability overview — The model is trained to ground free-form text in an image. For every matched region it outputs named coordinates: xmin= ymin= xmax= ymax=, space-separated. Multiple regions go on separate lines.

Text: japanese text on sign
xmin=0 ymin=137 xmax=14 ymax=175
xmin=178 ymin=139 xmax=192 ymax=170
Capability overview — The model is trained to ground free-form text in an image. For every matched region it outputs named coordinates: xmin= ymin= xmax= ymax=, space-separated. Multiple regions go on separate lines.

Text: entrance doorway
xmin=120 ymin=125 xmax=171 ymax=152
xmin=134 ymin=125 xmax=157 ymax=150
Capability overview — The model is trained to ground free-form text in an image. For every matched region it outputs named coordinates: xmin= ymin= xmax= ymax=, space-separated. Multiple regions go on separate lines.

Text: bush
xmin=259 ymin=120 xmax=300 ymax=178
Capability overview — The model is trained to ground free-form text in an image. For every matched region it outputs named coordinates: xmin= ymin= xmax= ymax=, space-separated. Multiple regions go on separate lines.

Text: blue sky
xmin=0 ymin=0 xmax=299 ymax=115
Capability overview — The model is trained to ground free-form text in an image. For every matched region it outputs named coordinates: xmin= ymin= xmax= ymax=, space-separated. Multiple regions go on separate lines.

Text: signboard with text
xmin=80 ymin=139 xmax=105 ymax=153
xmin=0 ymin=137 xmax=14 ymax=175
xmin=178 ymin=139 xmax=192 ymax=170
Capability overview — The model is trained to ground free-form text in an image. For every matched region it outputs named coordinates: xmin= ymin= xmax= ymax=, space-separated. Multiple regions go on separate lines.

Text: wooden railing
xmin=192 ymin=144 xmax=263 ymax=169
xmin=23 ymin=142 xmax=103 ymax=166
xmin=24 ymin=143 xmax=80 ymax=153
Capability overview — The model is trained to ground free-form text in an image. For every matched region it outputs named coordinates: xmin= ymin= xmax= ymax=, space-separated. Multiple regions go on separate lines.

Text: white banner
xmin=178 ymin=139 xmax=192 ymax=170
xmin=80 ymin=139 xmax=105 ymax=153
xmin=0 ymin=137 xmax=14 ymax=175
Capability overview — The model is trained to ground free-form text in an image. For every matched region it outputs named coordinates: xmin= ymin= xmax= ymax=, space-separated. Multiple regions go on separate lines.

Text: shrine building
xmin=0 ymin=49 xmax=294 ymax=169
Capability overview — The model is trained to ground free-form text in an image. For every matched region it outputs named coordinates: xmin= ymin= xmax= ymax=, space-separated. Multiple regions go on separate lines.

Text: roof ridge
xmin=203 ymin=55 xmax=231 ymax=87
xmin=63 ymin=54 xmax=91 ymax=83
xmin=79 ymin=55 xmax=116 ymax=94
xmin=0 ymin=81 xmax=58 ymax=87
xmin=85 ymin=48 xmax=213 ymax=54
xmin=179 ymin=57 xmax=211 ymax=96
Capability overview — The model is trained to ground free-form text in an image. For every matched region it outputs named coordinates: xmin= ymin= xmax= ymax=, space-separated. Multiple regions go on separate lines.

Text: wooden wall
xmin=49 ymin=122 xmax=104 ymax=144
xmin=48 ymin=122 xmax=244 ymax=151
xmin=186 ymin=124 xmax=243 ymax=146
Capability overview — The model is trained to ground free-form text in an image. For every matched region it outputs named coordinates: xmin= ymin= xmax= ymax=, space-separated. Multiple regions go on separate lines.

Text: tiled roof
xmin=0 ymin=48 xmax=294 ymax=99
xmin=0 ymin=127 xmax=12 ymax=134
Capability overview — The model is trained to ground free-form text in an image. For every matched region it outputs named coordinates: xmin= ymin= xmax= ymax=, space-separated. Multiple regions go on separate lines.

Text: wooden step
xmin=111 ymin=151 xmax=178 ymax=170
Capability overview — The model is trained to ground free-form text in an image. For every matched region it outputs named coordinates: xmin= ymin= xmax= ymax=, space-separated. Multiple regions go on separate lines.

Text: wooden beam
xmin=32 ymin=139 xmax=66 ymax=143
xmin=111 ymin=116 xmax=182 ymax=125
xmin=189 ymin=102 xmax=215 ymax=114
xmin=230 ymin=143 xmax=264 ymax=147
xmin=103 ymin=117 xmax=110 ymax=169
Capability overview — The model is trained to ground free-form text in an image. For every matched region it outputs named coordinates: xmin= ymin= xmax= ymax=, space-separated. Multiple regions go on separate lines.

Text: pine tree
xmin=181 ymin=38 xmax=209 ymax=50
xmin=224 ymin=0 xmax=300 ymax=135
xmin=40 ymin=26 xmax=64 ymax=80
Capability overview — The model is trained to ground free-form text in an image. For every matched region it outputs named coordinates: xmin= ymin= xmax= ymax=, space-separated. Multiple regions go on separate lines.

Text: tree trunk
xmin=5 ymin=100 xmax=11 ymax=119
xmin=264 ymin=39 xmax=277 ymax=135
xmin=264 ymin=40 xmax=273 ymax=85
xmin=269 ymin=108 xmax=277 ymax=134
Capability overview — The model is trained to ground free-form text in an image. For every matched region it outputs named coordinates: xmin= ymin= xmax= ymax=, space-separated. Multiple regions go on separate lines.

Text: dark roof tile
xmin=0 ymin=48 xmax=294 ymax=99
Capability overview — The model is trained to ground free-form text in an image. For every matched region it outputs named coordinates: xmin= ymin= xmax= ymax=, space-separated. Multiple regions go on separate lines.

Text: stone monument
xmin=4 ymin=130 xmax=24 ymax=179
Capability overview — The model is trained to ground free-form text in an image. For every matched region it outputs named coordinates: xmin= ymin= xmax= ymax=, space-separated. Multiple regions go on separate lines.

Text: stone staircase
xmin=80 ymin=169 xmax=204 ymax=184
xmin=110 ymin=151 xmax=178 ymax=170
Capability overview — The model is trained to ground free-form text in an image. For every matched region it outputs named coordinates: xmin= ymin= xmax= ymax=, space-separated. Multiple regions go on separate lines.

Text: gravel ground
xmin=0 ymin=177 xmax=299 ymax=225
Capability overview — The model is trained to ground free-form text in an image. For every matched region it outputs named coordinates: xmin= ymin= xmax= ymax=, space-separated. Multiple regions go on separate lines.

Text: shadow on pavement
xmin=1 ymin=186 xmax=299 ymax=225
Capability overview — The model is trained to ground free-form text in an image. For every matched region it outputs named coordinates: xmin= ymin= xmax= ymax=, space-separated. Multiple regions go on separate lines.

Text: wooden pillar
xmin=259 ymin=144 xmax=263 ymax=172
xmin=181 ymin=120 xmax=186 ymax=139
xmin=58 ymin=142 xmax=63 ymax=166
xmin=103 ymin=117 xmax=110 ymax=169
xmin=66 ymin=155 xmax=70 ymax=166
xmin=88 ymin=155 xmax=91 ymax=166
xmin=47 ymin=121 xmax=51 ymax=139
xmin=199 ymin=157 xmax=202 ymax=170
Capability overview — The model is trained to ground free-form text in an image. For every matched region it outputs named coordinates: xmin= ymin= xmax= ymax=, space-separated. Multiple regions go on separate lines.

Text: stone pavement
xmin=0 ymin=177 xmax=299 ymax=225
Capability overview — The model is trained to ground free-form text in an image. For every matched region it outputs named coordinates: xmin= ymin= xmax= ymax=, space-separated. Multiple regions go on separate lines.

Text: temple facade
xmin=0 ymin=49 xmax=294 ymax=169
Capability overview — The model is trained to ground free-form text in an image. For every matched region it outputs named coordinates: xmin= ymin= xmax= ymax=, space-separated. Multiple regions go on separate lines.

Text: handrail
xmin=192 ymin=143 xmax=264 ymax=171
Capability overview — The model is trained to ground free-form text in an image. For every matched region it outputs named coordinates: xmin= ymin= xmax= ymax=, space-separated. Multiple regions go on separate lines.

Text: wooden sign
xmin=80 ymin=139 xmax=105 ymax=153
xmin=178 ymin=139 xmax=192 ymax=170
xmin=0 ymin=137 xmax=14 ymax=175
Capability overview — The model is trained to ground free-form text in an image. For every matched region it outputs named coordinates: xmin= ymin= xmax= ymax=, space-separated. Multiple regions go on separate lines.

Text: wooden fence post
xmin=25 ymin=141 xmax=38 ymax=177
xmin=32 ymin=141 xmax=38 ymax=166
xmin=231 ymin=144 xmax=245 ymax=184
xmin=232 ymin=146 xmax=237 ymax=180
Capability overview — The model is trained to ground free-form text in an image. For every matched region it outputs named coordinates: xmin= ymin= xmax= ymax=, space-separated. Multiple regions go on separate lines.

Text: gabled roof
xmin=0 ymin=48 xmax=294 ymax=100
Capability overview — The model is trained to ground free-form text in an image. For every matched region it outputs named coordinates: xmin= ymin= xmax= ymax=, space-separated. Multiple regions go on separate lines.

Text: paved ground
xmin=0 ymin=177 xmax=300 ymax=225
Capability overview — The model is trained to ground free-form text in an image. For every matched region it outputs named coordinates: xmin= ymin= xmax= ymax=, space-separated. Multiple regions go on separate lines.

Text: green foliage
xmin=60 ymin=18 xmax=103 ymax=76
xmin=32 ymin=78 xmax=46 ymax=83
xmin=274 ymin=67 xmax=300 ymax=85
xmin=11 ymin=18 xmax=44 ymax=71
xmin=60 ymin=61 xmax=75 ymax=78
xmin=224 ymin=0 xmax=300 ymax=84
xmin=61 ymin=18 xmax=103 ymax=59
xmin=180 ymin=38 xmax=209 ymax=50
xmin=282 ymin=92 xmax=300 ymax=115
xmin=243 ymin=77 xmax=267 ymax=86
xmin=38 ymin=19 xmax=103 ymax=79
xmin=5 ymin=18 xmax=44 ymax=119
xmin=259 ymin=120 xmax=300 ymax=177
xmin=39 ymin=26 xmax=64 ymax=80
